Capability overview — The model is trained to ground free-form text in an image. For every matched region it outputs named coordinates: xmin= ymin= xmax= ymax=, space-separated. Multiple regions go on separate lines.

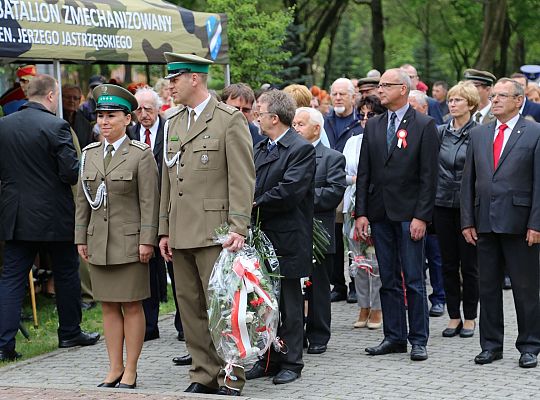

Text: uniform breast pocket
xmin=109 ymin=171 xmax=134 ymax=194
xmin=82 ymin=170 xmax=99 ymax=193
xmin=193 ymin=139 xmax=220 ymax=170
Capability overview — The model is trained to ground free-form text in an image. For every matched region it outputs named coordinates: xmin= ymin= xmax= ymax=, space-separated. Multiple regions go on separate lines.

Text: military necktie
xmin=386 ymin=112 xmax=397 ymax=151
xmin=104 ymin=144 xmax=114 ymax=170
xmin=188 ymin=109 xmax=196 ymax=131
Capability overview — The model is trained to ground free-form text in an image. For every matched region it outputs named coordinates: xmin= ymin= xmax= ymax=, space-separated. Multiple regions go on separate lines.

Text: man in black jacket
xmin=0 ymin=74 xmax=99 ymax=362
xmin=293 ymin=107 xmax=346 ymax=355
xmin=246 ymin=90 xmax=315 ymax=385
xmin=355 ymin=68 xmax=439 ymax=362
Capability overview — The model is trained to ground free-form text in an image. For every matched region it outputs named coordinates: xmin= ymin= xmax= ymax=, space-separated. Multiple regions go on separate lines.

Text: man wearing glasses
xmin=222 ymin=83 xmax=264 ymax=146
xmin=463 ymin=68 xmax=497 ymax=125
xmin=62 ymin=84 xmax=93 ymax=148
xmin=461 ymin=78 xmax=540 ymax=368
xmin=355 ymin=68 xmax=439 ymax=362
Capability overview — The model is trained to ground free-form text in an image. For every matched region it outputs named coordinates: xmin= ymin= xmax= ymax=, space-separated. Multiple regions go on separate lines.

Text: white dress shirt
xmin=186 ymin=95 xmax=212 ymax=130
xmin=103 ymin=135 xmax=127 ymax=157
xmin=494 ymin=113 xmax=520 ymax=153
xmin=138 ymin=118 xmax=159 ymax=150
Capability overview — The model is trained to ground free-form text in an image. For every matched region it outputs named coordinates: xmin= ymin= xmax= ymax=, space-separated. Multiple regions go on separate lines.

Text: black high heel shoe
xmin=118 ymin=373 xmax=137 ymax=389
xmin=442 ymin=321 xmax=463 ymax=337
xmin=97 ymin=372 xmax=123 ymax=388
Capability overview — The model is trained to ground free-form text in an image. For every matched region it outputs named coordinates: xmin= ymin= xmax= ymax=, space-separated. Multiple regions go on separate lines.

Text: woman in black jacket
xmin=434 ymin=81 xmax=480 ymax=338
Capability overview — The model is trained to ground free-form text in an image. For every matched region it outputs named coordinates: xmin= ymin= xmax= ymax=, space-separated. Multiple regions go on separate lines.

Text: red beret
xmin=16 ymin=65 xmax=37 ymax=79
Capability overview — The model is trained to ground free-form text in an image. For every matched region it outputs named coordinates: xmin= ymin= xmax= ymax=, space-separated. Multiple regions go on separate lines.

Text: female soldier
xmin=75 ymin=84 xmax=159 ymax=389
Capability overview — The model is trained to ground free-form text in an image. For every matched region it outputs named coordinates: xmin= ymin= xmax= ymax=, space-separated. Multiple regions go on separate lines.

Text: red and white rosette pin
xmin=397 ymin=129 xmax=408 ymax=148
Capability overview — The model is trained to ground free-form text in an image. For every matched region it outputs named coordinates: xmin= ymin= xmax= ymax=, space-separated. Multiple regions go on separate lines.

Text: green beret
xmin=93 ymin=84 xmax=138 ymax=113
xmin=163 ymin=52 xmax=213 ymax=79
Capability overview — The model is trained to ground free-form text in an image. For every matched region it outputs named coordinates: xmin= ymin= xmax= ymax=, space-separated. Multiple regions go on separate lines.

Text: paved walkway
xmin=0 ymin=290 xmax=538 ymax=399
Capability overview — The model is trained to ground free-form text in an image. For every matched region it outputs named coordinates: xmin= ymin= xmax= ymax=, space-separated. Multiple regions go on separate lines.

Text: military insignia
xmin=170 ymin=136 xmax=179 ymax=141
xmin=82 ymin=141 xmax=102 ymax=151
xmin=203 ymin=135 xmax=210 ymax=139
xmin=130 ymin=140 xmax=150 ymax=150
xmin=201 ymin=154 xmax=209 ymax=164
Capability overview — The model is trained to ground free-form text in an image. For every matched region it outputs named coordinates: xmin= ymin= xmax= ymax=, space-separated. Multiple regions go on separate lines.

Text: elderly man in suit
xmin=461 ymin=78 xmax=540 ymax=368
xmin=246 ymin=90 xmax=315 ymax=384
xmin=355 ymin=68 xmax=439 ymax=361
xmin=293 ymin=107 xmax=346 ymax=355
xmin=158 ymin=53 xmax=255 ymax=396
xmin=0 ymin=74 xmax=100 ymax=362
xmin=127 ymin=87 xmax=184 ymax=344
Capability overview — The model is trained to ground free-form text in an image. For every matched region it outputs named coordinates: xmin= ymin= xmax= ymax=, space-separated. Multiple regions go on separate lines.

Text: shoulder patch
xmin=81 ymin=141 xmax=102 ymax=151
xmin=130 ymin=140 xmax=150 ymax=150
xmin=217 ymin=102 xmax=237 ymax=115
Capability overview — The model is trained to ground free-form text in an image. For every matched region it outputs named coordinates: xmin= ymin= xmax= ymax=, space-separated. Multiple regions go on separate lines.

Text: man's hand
xmin=139 ymin=244 xmax=154 ymax=264
xmin=410 ymin=218 xmax=427 ymax=241
xmin=222 ymin=232 xmax=245 ymax=252
xmin=462 ymin=227 xmax=478 ymax=246
xmin=159 ymin=236 xmax=173 ymax=262
xmin=355 ymin=216 xmax=370 ymax=240
xmin=526 ymin=229 xmax=540 ymax=247
xmin=77 ymin=245 xmax=89 ymax=261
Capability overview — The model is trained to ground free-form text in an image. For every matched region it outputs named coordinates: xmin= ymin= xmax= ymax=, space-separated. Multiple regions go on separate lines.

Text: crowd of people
xmin=1 ymin=55 xmax=540 ymax=397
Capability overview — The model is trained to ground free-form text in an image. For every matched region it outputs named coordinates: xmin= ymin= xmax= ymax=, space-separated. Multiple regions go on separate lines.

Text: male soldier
xmin=463 ymin=69 xmax=497 ymax=125
xmin=158 ymin=53 xmax=255 ymax=396
xmin=0 ymin=65 xmax=37 ymax=116
xmin=357 ymin=77 xmax=380 ymax=100
xmin=0 ymin=74 xmax=100 ymax=361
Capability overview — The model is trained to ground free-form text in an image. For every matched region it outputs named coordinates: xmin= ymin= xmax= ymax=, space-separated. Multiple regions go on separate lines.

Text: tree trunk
xmin=496 ymin=13 xmax=511 ymax=77
xmin=322 ymin=18 xmax=342 ymax=89
xmin=514 ymin=34 xmax=525 ymax=73
xmin=371 ymin=0 xmax=385 ymax=71
xmin=474 ymin=0 xmax=507 ymax=71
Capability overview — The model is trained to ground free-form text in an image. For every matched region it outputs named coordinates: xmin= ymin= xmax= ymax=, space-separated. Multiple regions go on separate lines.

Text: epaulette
xmin=81 ymin=141 xmax=102 ymax=151
xmin=166 ymin=105 xmax=185 ymax=120
xmin=130 ymin=140 xmax=150 ymax=150
xmin=217 ymin=102 xmax=237 ymax=115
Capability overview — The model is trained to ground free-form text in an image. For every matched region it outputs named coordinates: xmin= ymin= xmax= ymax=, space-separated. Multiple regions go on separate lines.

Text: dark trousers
xmin=306 ymin=256 xmax=332 ymax=346
xmin=167 ymin=261 xmax=183 ymax=334
xmin=424 ymin=234 xmax=445 ymax=306
xmin=371 ymin=219 xmax=429 ymax=345
xmin=433 ymin=206 xmax=478 ymax=320
xmin=331 ymin=223 xmax=354 ymax=294
xmin=477 ymin=233 xmax=540 ymax=354
xmin=0 ymin=241 xmax=81 ymax=351
xmin=267 ymin=278 xmax=304 ymax=373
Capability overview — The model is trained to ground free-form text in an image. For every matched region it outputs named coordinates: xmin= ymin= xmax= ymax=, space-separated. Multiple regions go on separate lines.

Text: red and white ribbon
xmin=397 ymin=129 xmax=408 ymax=148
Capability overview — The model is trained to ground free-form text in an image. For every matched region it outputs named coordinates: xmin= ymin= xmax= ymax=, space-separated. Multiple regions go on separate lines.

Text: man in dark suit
xmin=293 ymin=107 xmax=346 ymax=355
xmin=0 ymin=74 xmax=100 ymax=362
xmin=510 ymin=73 xmax=540 ymax=122
xmin=128 ymin=87 xmax=184 ymax=344
xmin=222 ymin=83 xmax=264 ymax=146
xmin=355 ymin=68 xmax=439 ymax=361
xmin=246 ymin=90 xmax=315 ymax=384
xmin=461 ymin=78 xmax=540 ymax=368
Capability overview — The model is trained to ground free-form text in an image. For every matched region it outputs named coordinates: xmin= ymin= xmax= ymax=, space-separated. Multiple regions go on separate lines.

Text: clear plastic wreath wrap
xmin=207 ymin=224 xmax=281 ymax=384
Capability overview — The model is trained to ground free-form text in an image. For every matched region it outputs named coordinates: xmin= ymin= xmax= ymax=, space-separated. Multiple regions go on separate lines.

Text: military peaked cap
xmin=163 ymin=52 xmax=213 ymax=79
xmin=463 ymin=69 xmax=496 ymax=86
xmin=93 ymin=84 xmax=138 ymax=113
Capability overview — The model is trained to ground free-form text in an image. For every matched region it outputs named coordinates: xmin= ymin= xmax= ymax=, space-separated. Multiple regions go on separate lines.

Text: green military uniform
xmin=158 ymin=53 xmax=255 ymax=391
xmin=75 ymin=84 xmax=159 ymax=302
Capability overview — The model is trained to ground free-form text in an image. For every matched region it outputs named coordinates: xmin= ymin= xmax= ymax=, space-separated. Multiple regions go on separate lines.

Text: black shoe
xmin=346 ymin=291 xmax=358 ymax=304
xmin=365 ymin=340 xmax=407 ymax=355
xmin=216 ymin=386 xmax=241 ymax=396
xmin=144 ymin=330 xmax=160 ymax=342
xmin=81 ymin=301 xmax=96 ymax=311
xmin=117 ymin=373 xmax=137 ymax=389
xmin=410 ymin=345 xmax=428 ymax=361
xmin=503 ymin=276 xmax=512 ymax=290
xmin=442 ymin=321 xmax=463 ymax=337
xmin=177 ymin=331 xmax=185 ymax=341
xmin=58 ymin=331 xmax=100 ymax=348
xmin=459 ymin=321 xmax=476 ymax=338
xmin=0 ymin=348 xmax=22 ymax=362
xmin=172 ymin=354 xmax=192 ymax=366
xmin=307 ymin=344 xmax=327 ymax=354
xmin=97 ymin=372 xmax=123 ymax=388
xmin=519 ymin=353 xmax=537 ymax=368
xmin=184 ymin=382 xmax=217 ymax=394
xmin=246 ymin=362 xmax=277 ymax=380
xmin=474 ymin=350 xmax=503 ymax=365
xmin=330 ymin=290 xmax=347 ymax=302
xmin=272 ymin=369 xmax=300 ymax=384
xmin=429 ymin=303 xmax=445 ymax=317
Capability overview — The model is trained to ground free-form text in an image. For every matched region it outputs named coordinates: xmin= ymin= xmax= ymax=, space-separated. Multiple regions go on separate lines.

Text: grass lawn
xmin=5 ymin=284 xmax=177 ymax=363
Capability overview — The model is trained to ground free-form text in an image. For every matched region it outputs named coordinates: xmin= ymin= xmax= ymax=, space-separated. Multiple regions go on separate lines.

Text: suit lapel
xmin=484 ymin=121 xmax=496 ymax=171
xmin=182 ymin=97 xmax=217 ymax=146
xmin=106 ymin=137 xmax=130 ymax=175
xmin=385 ymin=107 xmax=414 ymax=164
xmin=495 ymin=118 xmax=526 ymax=172
xmin=154 ymin=118 xmax=164 ymax=160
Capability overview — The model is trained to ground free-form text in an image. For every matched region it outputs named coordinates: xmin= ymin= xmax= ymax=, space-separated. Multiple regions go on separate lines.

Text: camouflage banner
xmin=0 ymin=0 xmax=228 ymax=64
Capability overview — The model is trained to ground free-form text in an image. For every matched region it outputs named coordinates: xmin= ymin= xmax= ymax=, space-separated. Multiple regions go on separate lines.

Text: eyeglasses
xmin=62 ymin=95 xmax=81 ymax=101
xmin=359 ymin=111 xmax=376 ymax=120
xmin=233 ymin=106 xmax=252 ymax=114
xmin=255 ymin=111 xmax=275 ymax=118
xmin=488 ymin=93 xmax=519 ymax=101
xmin=447 ymin=98 xmax=466 ymax=104
xmin=377 ymin=82 xmax=404 ymax=89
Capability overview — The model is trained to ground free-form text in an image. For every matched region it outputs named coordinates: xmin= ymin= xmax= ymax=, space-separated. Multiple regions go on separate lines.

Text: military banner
xmin=0 ymin=0 xmax=228 ymax=64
